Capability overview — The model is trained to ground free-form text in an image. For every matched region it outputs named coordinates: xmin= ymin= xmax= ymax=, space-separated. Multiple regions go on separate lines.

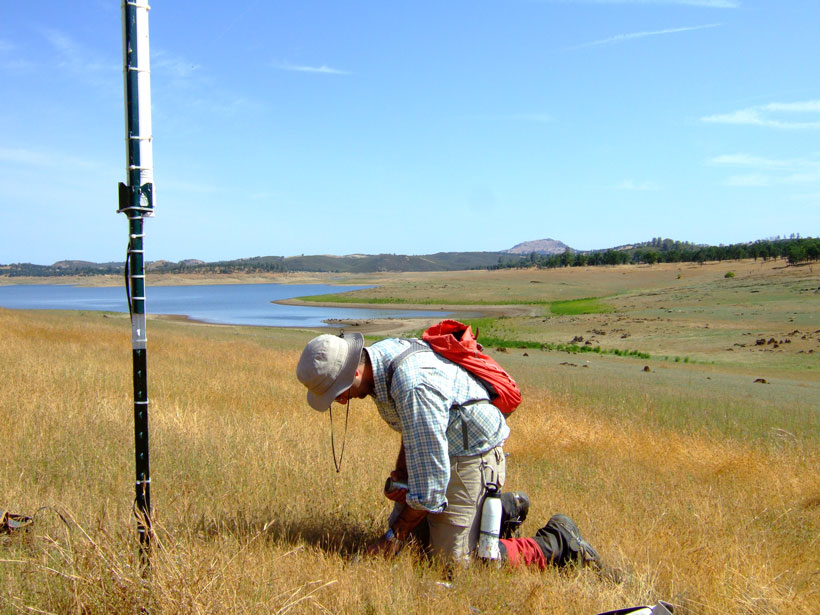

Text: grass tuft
xmin=549 ymin=297 xmax=615 ymax=315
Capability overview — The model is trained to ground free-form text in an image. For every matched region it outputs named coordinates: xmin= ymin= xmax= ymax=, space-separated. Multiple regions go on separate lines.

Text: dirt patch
xmin=273 ymin=299 xmax=537 ymax=336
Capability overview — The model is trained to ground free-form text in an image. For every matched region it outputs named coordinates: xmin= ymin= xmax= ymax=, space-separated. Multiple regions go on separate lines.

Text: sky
xmin=1 ymin=0 xmax=819 ymax=265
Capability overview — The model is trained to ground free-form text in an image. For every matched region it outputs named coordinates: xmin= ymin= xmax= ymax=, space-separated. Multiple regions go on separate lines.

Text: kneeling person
xmin=297 ymin=331 xmax=508 ymax=564
xmin=296 ymin=332 xmax=614 ymax=577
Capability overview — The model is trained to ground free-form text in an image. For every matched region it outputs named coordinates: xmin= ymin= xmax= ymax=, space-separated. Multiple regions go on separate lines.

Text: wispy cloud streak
xmin=612 ymin=179 xmax=659 ymax=191
xmin=709 ymin=152 xmax=820 ymax=187
xmin=0 ymin=146 xmax=108 ymax=172
xmin=42 ymin=28 xmax=114 ymax=78
xmin=0 ymin=147 xmax=53 ymax=166
xmin=509 ymin=112 xmax=553 ymax=123
xmin=702 ymin=100 xmax=820 ymax=129
xmin=152 ymin=48 xmax=259 ymax=117
xmin=274 ymin=62 xmax=350 ymax=75
xmin=462 ymin=112 xmax=553 ymax=124
xmin=570 ymin=23 xmax=720 ymax=49
xmin=792 ymin=191 xmax=820 ymax=202
xmin=0 ymin=38 xmax=35 ymax=72
xmin=560 ymin=0 xmax=739 ymax=6
xmin=153 ymin=50 xmax=201 ymax=79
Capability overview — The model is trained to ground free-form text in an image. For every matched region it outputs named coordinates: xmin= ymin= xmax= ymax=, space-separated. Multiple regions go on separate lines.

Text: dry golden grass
xmin=291 ymin=259 xmax=802 ymax=305
xmin=1 ymin=305 xmax=818 ymax=614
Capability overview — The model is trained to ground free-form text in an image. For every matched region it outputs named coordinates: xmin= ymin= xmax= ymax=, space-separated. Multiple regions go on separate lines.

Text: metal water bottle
xmin=477 ymin=489 xmax=502 ymax=560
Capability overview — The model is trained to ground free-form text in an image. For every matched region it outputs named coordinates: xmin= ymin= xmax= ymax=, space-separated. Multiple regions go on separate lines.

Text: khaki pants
xmin=427 ymin=446 xmax=506 ymax=563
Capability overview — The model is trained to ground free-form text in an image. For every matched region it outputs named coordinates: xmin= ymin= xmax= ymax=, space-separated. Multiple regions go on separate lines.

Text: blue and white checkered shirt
xmin=365 ymin=338 xmax=510 ymax=513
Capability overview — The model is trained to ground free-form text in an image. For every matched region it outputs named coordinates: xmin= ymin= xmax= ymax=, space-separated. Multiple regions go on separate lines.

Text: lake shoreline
xmin=149 ymin=311 xmax=422 ymax=336
xmin=272 ymin=298 xmax=536 ymax=335
xmin=1 ymin=280 xmax=497 ymax=335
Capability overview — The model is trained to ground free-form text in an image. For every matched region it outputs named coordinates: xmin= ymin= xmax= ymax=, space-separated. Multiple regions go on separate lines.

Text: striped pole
xmin=119 ymin=0 xmax=155 ymax=564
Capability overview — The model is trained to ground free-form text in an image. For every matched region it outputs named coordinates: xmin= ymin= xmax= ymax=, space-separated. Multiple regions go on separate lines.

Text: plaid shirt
xmin=365 ymin=338 xmax=510 ymax=513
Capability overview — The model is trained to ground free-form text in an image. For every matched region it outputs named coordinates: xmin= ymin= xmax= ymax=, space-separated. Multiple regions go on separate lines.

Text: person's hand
xmin=392 ymin=506 xmax=428 ymax=541
xmin=384 ymin=471 xmax=408 ymax=502
xmin=367 ymin=534 xmax=401 ymax=557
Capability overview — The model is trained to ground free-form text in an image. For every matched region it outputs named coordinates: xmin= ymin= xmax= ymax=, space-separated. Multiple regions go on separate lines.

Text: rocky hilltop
xmin=504 ymin=238 xmax=570 ymax=255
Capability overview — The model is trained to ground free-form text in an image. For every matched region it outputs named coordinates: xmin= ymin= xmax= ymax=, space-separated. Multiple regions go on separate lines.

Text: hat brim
xmin=306 ymin=332 xmax=364 ymax=411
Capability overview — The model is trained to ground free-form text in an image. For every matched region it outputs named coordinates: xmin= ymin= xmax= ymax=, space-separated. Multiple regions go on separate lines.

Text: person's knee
xmin=428 ymin=517 xmax=472 ymax=562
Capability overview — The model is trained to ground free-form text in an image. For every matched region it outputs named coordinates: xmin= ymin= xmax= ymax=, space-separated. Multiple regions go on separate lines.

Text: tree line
xmin=3 ymin=237 xmax=817 ymax=278
xmin=492 ymin=237 xmax=820 ymax=270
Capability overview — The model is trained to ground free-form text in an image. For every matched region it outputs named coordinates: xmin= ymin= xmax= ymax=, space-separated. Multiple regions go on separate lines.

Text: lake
xmin=0 ymin=283 xmax=447 ymax=328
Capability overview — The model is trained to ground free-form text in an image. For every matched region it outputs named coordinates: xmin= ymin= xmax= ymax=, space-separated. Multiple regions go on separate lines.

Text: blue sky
xmin=1 ymin=0 xmax=818 ymax=265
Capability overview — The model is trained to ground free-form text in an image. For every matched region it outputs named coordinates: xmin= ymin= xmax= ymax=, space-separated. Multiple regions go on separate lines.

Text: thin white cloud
xmin=463 ymin=112 xmax=553 ymax=123
xmin=0 ymin=147 xmax=53 ymax=166
xmin=679 ymin=0 xmax=738 ymax=5
xmin=710 ymin=153 xmax=820 ymax=187
xmin=563 ymin=0 xmax=739 ymax=6
xmin=161 ymin=179 xmax=221 ymax=195
xmin=612 ymin=179 xmax=660 ymax=191
xmin=0 ymin=54 xmax=33 ymax=71
xmin=704 ymin=110 xmax=764 ymax=126
xmin=249 ymin=191 xmax=277 ymax=201
xmin=185 ymin=94 xmax=260 ymax=117
xmin=0 ymin=38 xmax=34 ymax=72
xmin=764 ymin=101 xmax=820 ymax=113
xmin=151 ymin=48 xmax=259 ymax=118
xmin=274 ymin=62 xmax=350 ymax=75
xmin=570 ymin=23 xmax=720 ymax=49
xmin=702 ymin=100 xmax=820 ymax=130
xmin=509 ymin=112 xmax=553 ymax=123
xmin=792 ymin=191 xmax=820 ymax=202
xmin=153 ymin=50 xmax=202 ymax=79
xmin=42 ymin=28 xmax=114 ymax=77
xmin=725 ymin=175 xmax=772 ymax=187
xmin=0 ymin=146 xmax=113 ymax=176
xmin=710 ymin=154 xmax=791 ymax=169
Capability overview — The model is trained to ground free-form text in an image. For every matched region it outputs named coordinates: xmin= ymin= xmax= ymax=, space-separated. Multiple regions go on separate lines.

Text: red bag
xmin=421 ymin=320 xmax=521 ymax=415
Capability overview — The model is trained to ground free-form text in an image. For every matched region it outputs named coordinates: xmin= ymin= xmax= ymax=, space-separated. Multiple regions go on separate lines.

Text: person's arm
xmin=367 ymin=504 xmax=428 ymax=556
xmin=384 ymin=441 xmax=408 ymax=502
xmin=369 ymin=378 xmax=451 ymax=557
xmin=397 ymin=383 xmax=451 ymax=513
xmin=370 ymin=440 xmax=425 ymax=557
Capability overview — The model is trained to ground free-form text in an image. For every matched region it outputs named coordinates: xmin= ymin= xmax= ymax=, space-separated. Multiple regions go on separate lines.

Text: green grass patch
xmin=295 ymin=292 xmax=551 ymax=305
xmin=549 ymin=297 xmax=615 ymax=315
xmin=540 ymin=343 xmax=650 ymax=359
xmin=403 ymin=317 xmax=650 ymax=360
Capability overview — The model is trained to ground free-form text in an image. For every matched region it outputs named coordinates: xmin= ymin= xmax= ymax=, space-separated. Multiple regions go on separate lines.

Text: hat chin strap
xmin=329 ymin=395 xmax=350 ymax=473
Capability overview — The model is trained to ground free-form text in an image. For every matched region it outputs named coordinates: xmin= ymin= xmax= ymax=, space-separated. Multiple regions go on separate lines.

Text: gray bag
xmin=0 ymin=510 xmax=34 ymax=534
xmin=597 ymin=601 xmax=674 ymax=615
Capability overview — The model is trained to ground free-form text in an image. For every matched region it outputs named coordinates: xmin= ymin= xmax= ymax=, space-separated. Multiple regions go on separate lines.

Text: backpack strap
xmin=386 ymin=340 xmax=429 ymax=392
xmin=386 ymin=339 xmax=475 ymax=451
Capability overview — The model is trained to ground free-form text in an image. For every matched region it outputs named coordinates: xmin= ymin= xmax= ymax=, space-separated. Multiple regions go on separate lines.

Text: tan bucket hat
xmin=296 ymin=332 xmax=364 ymax=411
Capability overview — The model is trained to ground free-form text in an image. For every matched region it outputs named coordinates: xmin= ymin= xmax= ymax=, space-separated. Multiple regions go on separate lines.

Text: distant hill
xmin=0 ymin=252 xmax=510 ymax=277
xmin=146 ymin=258 xmax=204 ymax=271
xmin=3 ymin=236 xmax=814 ymax=277
xmin=206 ymin=252 xmax=506 ymax=273
xmin=51 ymin=260 xmax=123 ymax=272
xmin=505 ymin=239 xmax=571 ymax=255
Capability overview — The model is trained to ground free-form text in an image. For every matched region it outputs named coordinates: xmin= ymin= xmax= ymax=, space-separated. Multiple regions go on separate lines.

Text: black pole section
xmin=129 ymin=217 xmax=151 ymax=559
xmin=119 ymin=0 xmax=155 ymax=566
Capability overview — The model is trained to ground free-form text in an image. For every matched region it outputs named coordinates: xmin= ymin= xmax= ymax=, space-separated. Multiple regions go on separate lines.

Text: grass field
xmin=1 ymin=260 xmax=818 ymax=614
